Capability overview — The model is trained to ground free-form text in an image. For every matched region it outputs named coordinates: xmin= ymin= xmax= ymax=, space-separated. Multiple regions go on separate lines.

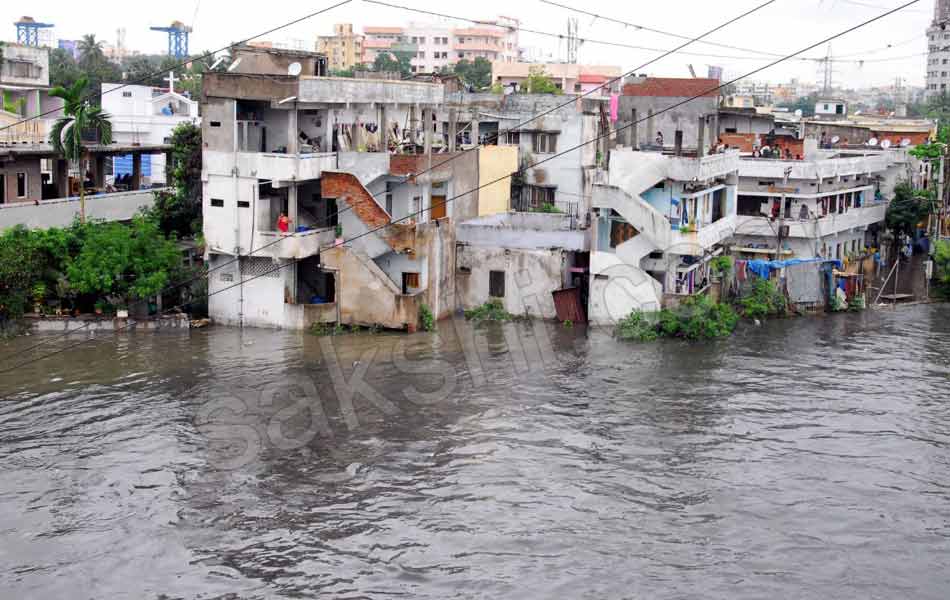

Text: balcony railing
xmin=232 ymin=152 xmax=337 ymax=182
xmin=668 ymin=150 xmax=740 ymax=181
xmin=739 ymin=154 xmax=892 ymax=180
xmin=252 ymin=228 xmax=336 ymax=260
xmin=734 ymin=203 xmax=887 ymax=239
xmin=0 ymin=188 xmax=163 ymax=230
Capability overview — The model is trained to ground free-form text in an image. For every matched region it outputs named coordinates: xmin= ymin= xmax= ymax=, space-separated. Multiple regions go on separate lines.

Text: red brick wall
xmin=717 ymin=133 xmax=804 ymax=157
xmin=321 ymin=172 xmax=390 ymax=230
xmin=870 ymin=130 xmax=930 ymax=147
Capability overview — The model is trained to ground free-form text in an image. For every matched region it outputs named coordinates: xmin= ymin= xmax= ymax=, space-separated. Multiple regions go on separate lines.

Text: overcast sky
xmin=2 ymin=0 xmax=934 ymax=88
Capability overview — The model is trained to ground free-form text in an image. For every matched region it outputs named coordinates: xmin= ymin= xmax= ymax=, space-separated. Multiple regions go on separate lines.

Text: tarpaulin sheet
xmin=746 ymin=257 xmax=842 ymax=279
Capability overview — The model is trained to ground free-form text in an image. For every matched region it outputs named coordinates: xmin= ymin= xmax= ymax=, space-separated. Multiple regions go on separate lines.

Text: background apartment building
xmin=316 ymin=23 xmax=364 ymax=72
xmin=926 ymin=0 xmax=950 ymax=98
xmin=330 ymin=17 xmax=520 ymax=74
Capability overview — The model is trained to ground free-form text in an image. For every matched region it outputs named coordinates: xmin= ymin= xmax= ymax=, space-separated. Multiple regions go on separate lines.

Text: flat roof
xmin=0 ymin=142 xmax=172 ymax=159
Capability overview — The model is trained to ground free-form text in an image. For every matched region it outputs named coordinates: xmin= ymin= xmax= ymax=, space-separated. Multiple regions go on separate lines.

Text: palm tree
xmin=77 ymin=34 xmax=105 ymax=68
xmin=49 ymin=76 xmax=113 ymax=223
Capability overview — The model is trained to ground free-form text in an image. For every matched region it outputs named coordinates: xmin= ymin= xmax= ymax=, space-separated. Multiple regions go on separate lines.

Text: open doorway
xmin=296 ymin=256 xmax=336 ymax=304
xmin=0 ymin=174 xmax=5 ymax=204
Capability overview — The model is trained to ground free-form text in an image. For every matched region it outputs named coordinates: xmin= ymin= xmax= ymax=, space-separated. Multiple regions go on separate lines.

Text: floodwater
xmin=1 ymin=306 xmax=950 ymax=599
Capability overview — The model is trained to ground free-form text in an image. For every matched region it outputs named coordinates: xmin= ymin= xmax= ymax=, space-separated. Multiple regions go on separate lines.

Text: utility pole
xmin=566 ymin=18 xmax=579 ymax=64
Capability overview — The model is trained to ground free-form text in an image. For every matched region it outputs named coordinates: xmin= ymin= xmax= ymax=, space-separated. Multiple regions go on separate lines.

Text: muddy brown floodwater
xmin=1 ymin=305 xmax=949 ymax=599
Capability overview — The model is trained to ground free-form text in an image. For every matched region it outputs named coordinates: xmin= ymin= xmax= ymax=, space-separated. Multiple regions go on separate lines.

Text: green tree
xmin=0 ymin=226 xmax=41 ymax=321
xmin=49 ymin=47 xmax=83 ymax=89
xmin=149 ymin=122 xmax=203 ymax=237
xmin=452 ymin=57 xmax=492 ymax=91
xmin=66 ymin=216 xmax=180 ymax=306
xmin=922 ymin=92 xmax=950 ymax=122
xmin=48 ymin=76 xmax=114 ymax=223
xmin=74 ymin=34 xmax=122 ymax=104
xmin=524 ymin=66 xmax=561 ymax=94
xmin=373 ymin=50 xmax=412 ymax=78
xmin=909 ymin=124 xmax=949 ymax=161
xmin=933 ymin=239 xmax=950 ymax=298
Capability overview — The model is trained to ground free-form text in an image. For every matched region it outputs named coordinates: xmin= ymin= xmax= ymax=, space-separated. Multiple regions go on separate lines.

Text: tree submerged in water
xmin=616 ymin=295 xmax=738 ymax=342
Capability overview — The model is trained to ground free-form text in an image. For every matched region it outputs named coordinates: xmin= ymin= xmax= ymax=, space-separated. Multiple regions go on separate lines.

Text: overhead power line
xmin=0 ymin=0 xmax=924 ymax=377
xmin=0 ymin=0 xmax=776 ymax=362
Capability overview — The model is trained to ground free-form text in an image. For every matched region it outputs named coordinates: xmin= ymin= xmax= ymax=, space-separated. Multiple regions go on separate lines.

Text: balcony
xmin=453 ymin=41 xmax=501 ymax=53
xmin=205 ymin=150 xmax=337 ymax=182
xmin=738 ymin=154 xmax=892 ymax=180
xmin=735 ymin=203 xmax=887 ymax=238
xmin=670 ymin=214 xmax=739 ymax=255
xmin=0 ymin=115 xmax=53 ymax=145
xmin=0 ymin=189 xmax=163 ymax=230
xmin=251 ymin=228 xmax=337 ymax=260
xmin=668 ymin=150 xmax=740 ymax=182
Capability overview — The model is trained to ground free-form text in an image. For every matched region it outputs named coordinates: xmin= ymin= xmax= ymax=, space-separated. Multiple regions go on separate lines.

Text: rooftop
xmin=622 ymin=77 xmax=720 ymax=98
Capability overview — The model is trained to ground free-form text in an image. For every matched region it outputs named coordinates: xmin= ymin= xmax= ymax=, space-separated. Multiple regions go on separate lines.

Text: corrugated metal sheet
xmin=553 ymin=287 xmax=586 ymax=324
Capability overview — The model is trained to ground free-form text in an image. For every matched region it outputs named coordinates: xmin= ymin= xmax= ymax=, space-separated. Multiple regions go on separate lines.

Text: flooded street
xmin=1 ymin=305 xmax=950 ymax=599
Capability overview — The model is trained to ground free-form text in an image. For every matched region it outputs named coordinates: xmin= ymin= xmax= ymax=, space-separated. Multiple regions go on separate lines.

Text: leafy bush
xmin=934 ymin=239 xmax=950 ymax=299
xmin=616 ymin=310 xmax=659 ymax=341
xmin=533 ymin=202 xmax=562 ymax=214
xmin=419 ymin=303 xmax=435 ymax=332
xmin=616 ymin=296 xmax=738 ymax=342
xmin=738 ymin=278 xmax=787 ymax=319
xmin=464 ymin=299 xmax=513 ymax=323
xmin=711 ymin=256 xmax=733 ymax=275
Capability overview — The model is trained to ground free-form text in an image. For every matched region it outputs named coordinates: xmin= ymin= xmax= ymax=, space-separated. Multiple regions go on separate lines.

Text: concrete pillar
xmin=55 ymin=159 xmax=69 ymax=198
xmin=351 ymin=121 xmax=361 ymax=152
xmin=708 ymin=114 xmax=718 ymax=150
xmin=289 ymin=184 xmax=298 ymax=232
xmin=132 ymin=153 xmax=142 ymax=190
xmin=448 ymin=108 xmax=457 ymax=152
xmin=409 ymin=104 xmax=418 ymax=153
xmin=674 ymin=130 xmax=683 ymax=156
xmin=380 ymin=104 xmax=390 ymax=152
xmin=423 ymin=107 xmax=433 ymax=155
xmin=94 ymin=154 xmax=106 ymax=188
xmin=646 ymin=108 xmax=655 ymax=147
xmin=471 ymin=117 xmax=480 ymax=147
xmin=697 ymin=116 xmax=706 ymax=158
xmin=630 ymin=109 xmax=638 ymax=150
xmin=288 ymin=107 xmax=299 ymax=154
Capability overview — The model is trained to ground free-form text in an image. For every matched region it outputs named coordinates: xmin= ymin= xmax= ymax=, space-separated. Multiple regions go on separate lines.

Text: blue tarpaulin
xmin=745 ymin=257 xmax=842 ymax=279
xmin=113 ymin=154 xmax=152 ymax=178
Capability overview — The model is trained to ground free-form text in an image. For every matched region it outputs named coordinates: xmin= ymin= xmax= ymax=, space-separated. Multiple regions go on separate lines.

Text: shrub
xmin=711 ymin=256 xmax=733 ymax=275
xmin=419 ymin=303 xmax=435 ymax=332
xmin=738 ymin=278 xmax=786 ymax=319
xmin=616 ymin=296 xmax=738 ymax=342
xmin=464 ymin=299 xmax=513 ymax=323
xmin=935 ymin=239 xmax=950 ymax=299
xmin=534 ymin=202 xmax=562 ymax=214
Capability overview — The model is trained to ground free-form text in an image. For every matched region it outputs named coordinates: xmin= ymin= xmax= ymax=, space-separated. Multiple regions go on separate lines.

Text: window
xmin=122 ymin=91 xmax=133 ymax=98
xmin=211 ymin=198 xmax=224 ymax=207
xmin=823 ymin=104 xmax=830 ymax=110
xmin=504 ymin=131 xmax=520 ymax=145
xmin=237 ymin=200 xmax=250 ymax=208
xmin=524 ymin=185 xmax=555 ymax=209
xmin=16 ymin=173 xmax=27 ymax=198
xmin=532 ymin=132 xmax=558 ymax=154
xmin=489 ymin=270 xmax=505 ymax=298
xmin=385 ymin=181 xmax=395 ymax=215
xmin=403 ymin=272 xmax=420 ymax=288
xmin=210 ymin=121 xmax=222 ymax=127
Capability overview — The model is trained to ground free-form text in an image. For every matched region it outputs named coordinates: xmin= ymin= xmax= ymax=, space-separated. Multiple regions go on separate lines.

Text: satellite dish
xmin=868 ymin=137 xmax=879 ymax=146
xmin=794 ymin=109 xmax=803 ymax=117
xmin=881 ymin=139 xmax=892 ymax=149
xmin=831 ymin=135 xmax=840 ymax=144
xmin=288 ymin=62 xmax=302 ymax=76
xmin=901 ymin=138 xmax=912 ymax=147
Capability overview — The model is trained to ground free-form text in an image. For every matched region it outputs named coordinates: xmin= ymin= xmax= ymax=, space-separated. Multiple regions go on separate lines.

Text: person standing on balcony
xmin=655 ymin=131 xmax=664 ymax=147
xmin=277 ymin=212 xmax=290 ymax=234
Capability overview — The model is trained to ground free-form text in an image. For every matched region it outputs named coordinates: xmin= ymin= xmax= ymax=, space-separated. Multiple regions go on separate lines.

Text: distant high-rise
xmin=925 ymin=0 xmax=950 ymax=98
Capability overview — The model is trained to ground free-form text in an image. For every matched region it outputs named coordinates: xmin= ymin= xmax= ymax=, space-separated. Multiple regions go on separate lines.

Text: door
xmin=430 ymin=195 xmax=447 ymax=221
xmin=0 ymin=174 xmax=5 ymax=204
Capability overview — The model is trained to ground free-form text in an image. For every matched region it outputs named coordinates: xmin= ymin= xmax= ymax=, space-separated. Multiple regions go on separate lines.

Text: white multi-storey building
xmin=101 ymin=79 xmax=198 ymax=185
xmin=926 ymin=0 xmax=950 ymax=99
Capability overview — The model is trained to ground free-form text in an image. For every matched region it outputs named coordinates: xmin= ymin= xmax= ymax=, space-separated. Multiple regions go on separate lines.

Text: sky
xmin=1 ymin=0 xmax=935 ymax=88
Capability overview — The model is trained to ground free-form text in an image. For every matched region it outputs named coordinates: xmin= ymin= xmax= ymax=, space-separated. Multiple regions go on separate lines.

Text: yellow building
xmin=316 ymin=24 xmax=364 ymax=72
xmin=477 ymin=145 xmax=519 ymax=216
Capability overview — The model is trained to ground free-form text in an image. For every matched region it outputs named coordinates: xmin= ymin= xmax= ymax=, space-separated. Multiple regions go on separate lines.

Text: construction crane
xmin=150 ymin=20 xmax=192 ymax=58
xmin=14 ymin=16 xmax=54 ymax=47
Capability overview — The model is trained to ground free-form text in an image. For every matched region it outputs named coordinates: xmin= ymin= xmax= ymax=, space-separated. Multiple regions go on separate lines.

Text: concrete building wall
xmin=477 ymin=145 xmax=517 ymax=215
xmin=0 ymin=44 xmax=50 ymax=87
xmin=617 ymin=95 xmax=718 ymax=149
xmin=0 ymin=189 xmax=159 ymax=230
xmin=456 ymin=245 xmax=566 ymax=319
xmin=202 ymin=98 xmax=236 ymax=154
xmin=0 ymin=157 xmax=42 ymax=204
